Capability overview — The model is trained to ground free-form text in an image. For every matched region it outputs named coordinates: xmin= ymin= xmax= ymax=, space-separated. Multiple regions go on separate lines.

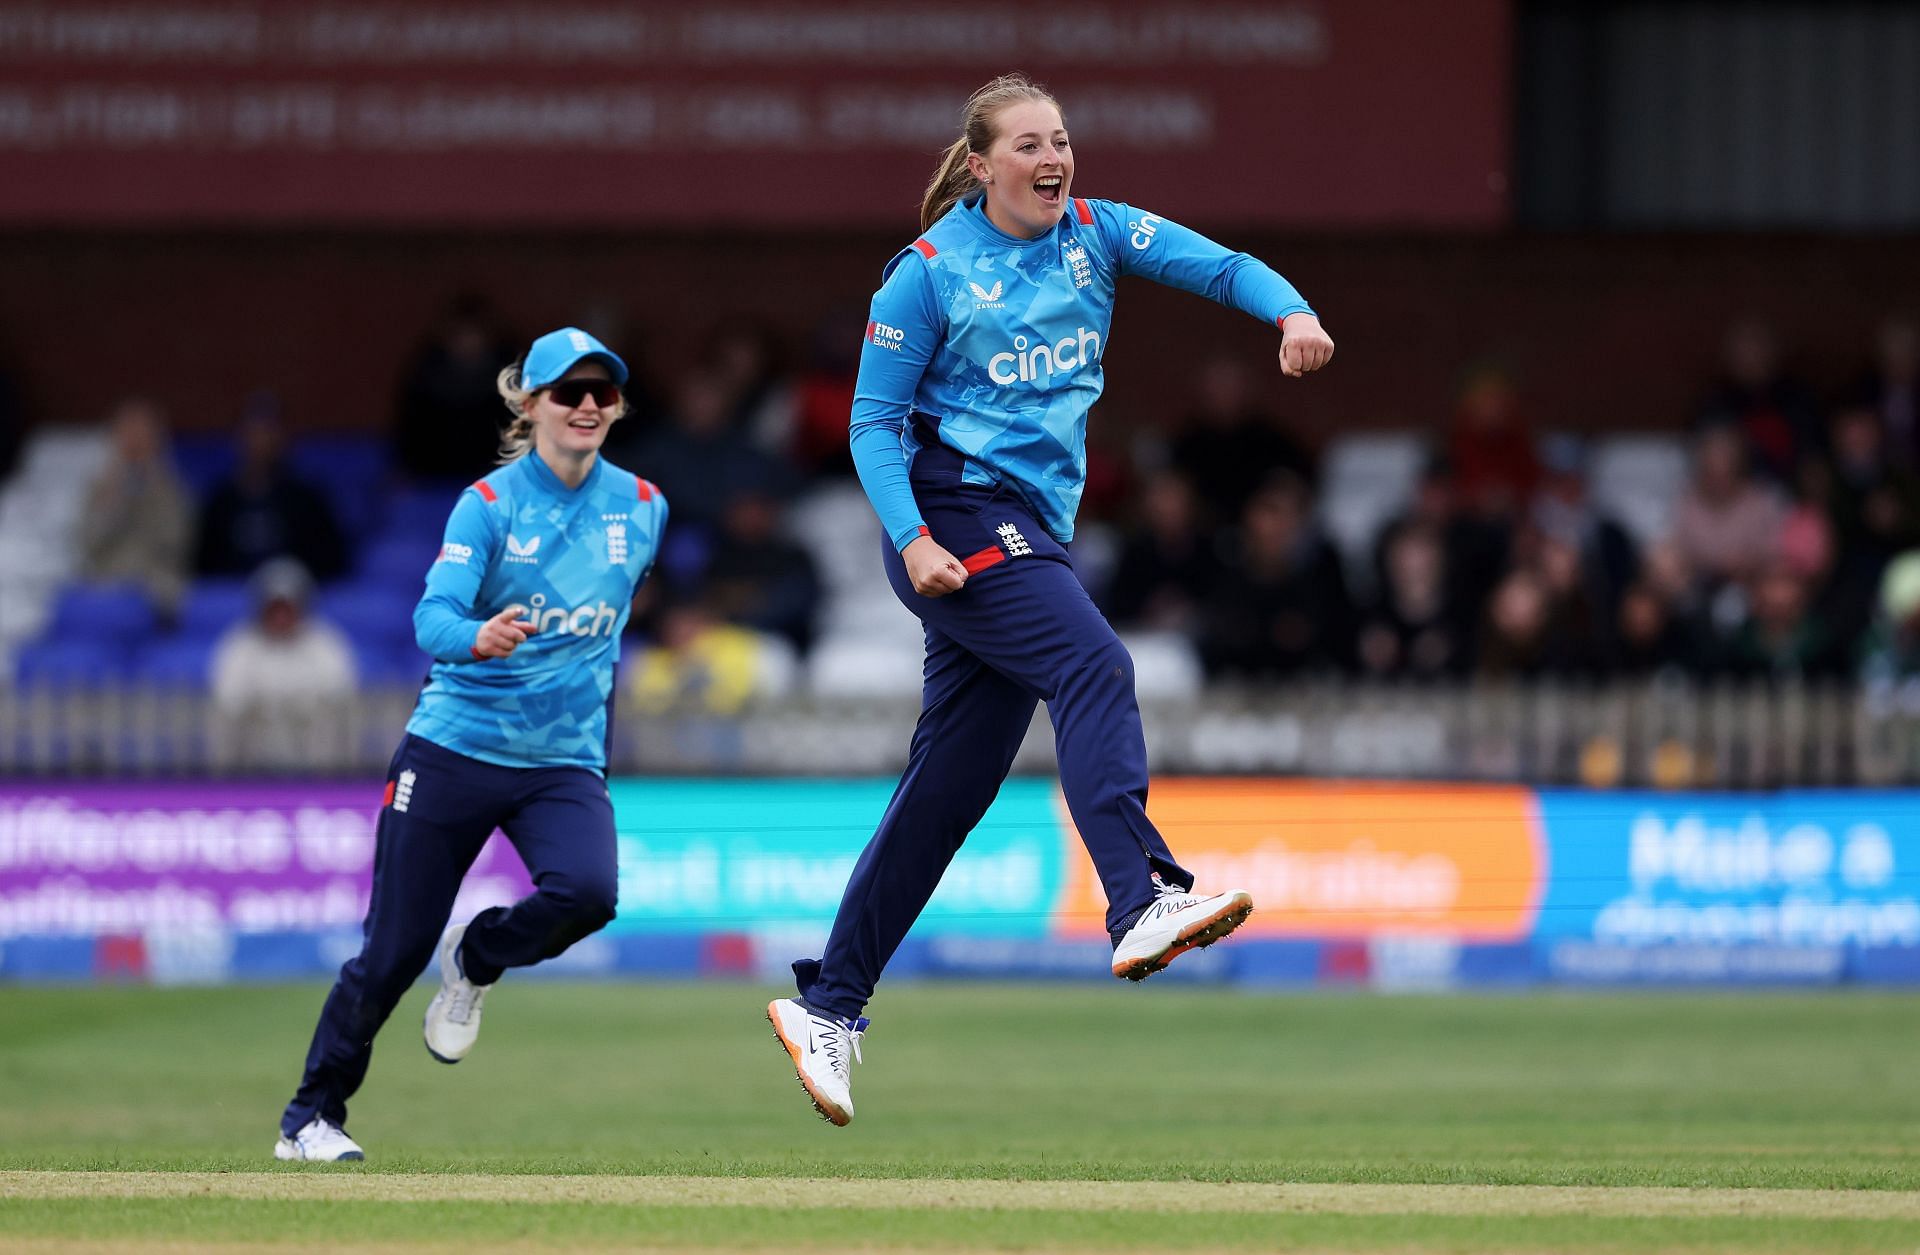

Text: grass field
xmin=1 ymin=981 xmax=1916 ymax=1251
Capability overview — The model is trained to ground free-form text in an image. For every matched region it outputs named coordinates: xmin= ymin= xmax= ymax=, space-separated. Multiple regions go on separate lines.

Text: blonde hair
xmin=493 ymin=362 xmax=628 ymax=464
xmin=920 ymin=72 xmax=1063 ymax=232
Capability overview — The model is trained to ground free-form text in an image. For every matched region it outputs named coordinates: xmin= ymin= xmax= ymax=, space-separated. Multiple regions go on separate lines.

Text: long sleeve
xmin=849 ymin=253 xmax=945 ymax=551
xmin=413 ymin=488 xmax=499 ymax=663
xmin=1092 ymin=201 xmax=1314 ymax=328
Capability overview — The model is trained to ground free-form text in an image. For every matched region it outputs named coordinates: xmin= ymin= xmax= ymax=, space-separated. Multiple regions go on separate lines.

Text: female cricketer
xmin=275 ymin=327 xmax=667 ymax=1160
xmin=769 ymin=74 xmax=1335 ymax=1126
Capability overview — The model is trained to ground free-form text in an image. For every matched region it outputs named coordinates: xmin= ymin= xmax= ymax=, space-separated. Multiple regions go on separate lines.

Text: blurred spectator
xmin=1446 ymin=363 xmax=1538 ymax=524
xmin=76 ymin=398 xmax=194 ymax=619
xmin=0 ymin=356 xmax=21 ymax=482
xmin=210 ymin=559 xmax=358 ymax=771
xmin=1608 ymin=579 xmax=1700 ymax=677
xmin=1356 ymin=521 xmax=1469 ymax=679
xmin=697 ymin=490 xmax=822 ymax=654
xmin=1694 ymin=317 xmax=1822 ymax=485
xmin=1668 ymin=423 xmax=1784 ymax=590
xmin=1715 ymin=560 xmax=1842 ymax=680
xmin=1103 ymin=469 xmax=1220 ymax=633
xmin=1374 ymin=457 xmax=1509 ymax=641
xmin=1824 ymin=403 xmax=1920 ymax=642
xmin=1528 ymin=434 xmax=1638 ymax=618
xmin=391 ymin=293 xmax=520 ymax=483
xmin=703 ymin=316 xmax=796 ymax=455
xmin=194 ymin=396 xmax=349 ymax=581
xmin=628 ymin=599 xmax=792 ymax=715
xmin=1198 ymin=473 xmax=1352 ymax=679
xmin=1475 ymin=568 xmax=1558 ymax=679
xmin=1167 ymin=356 xmax=1314 ymax=530
xmin=1861 ymin=551 xmax=1920 ymax=683
xmin=1854 ymin=317 xmax=1919 ymax=470
xmin=631 ymin=371 xmax=788 ymax=534
xmin=787 ymin=313 xmax=861 ymax=477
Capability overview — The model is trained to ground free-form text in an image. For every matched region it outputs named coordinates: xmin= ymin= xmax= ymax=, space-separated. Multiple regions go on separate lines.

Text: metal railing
xmin=4 ymin=678 xmax=1918 ymax=786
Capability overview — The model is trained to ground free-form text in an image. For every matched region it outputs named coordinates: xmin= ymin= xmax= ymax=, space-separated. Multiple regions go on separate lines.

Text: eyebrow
xmin=1009 ymin=130 xmax=1068 ymax=141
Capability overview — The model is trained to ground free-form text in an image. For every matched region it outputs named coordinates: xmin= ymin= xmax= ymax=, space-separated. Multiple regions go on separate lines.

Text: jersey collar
xmin=524 ymin=447 xmax=603 ymax=496
xmin=957 ymin=195 xmax=1066 ymax=250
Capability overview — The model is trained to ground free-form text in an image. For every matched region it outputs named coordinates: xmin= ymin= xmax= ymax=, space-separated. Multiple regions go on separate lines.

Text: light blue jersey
xmin=850 ymin=195 xmax=1314 ymax=548
xmin=406 ymin=450 xmax=667 ymax=771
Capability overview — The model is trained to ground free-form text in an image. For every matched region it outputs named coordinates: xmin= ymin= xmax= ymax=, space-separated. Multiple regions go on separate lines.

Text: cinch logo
xmin=987 ymin=326 xmax=1102 ymax=386
xmin=868 ymin=320 xmax=906 ymax=351
xmin=969 ymin=279 xmax=1005 ymax=308
xmin=1129 ymin=212 xmax=1163 ymax=251
xmin=523 ymin=593 xmax=620 ymax=639
xmin=436 ymin=542 xmax=473 ymax=566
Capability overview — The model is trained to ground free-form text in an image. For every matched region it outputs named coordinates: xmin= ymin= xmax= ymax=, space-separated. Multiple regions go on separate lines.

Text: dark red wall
xmin=1 ymin=230 xmax=1914 ymax=450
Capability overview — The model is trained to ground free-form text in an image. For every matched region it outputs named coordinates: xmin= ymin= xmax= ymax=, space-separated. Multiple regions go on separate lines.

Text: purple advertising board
xmin=0 ymin=782 xmax=532 ymax=975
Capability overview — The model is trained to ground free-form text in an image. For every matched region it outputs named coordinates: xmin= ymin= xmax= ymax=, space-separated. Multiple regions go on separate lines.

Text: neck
xmin=533 ymin=441 xmax=595 ymax=489
xmin=979 ymin=194 xmax=1047 ymax=240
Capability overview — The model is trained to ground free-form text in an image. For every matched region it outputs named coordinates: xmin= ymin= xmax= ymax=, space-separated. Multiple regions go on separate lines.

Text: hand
xmin=473 ymin=605 xmax=536 ymax=659
xmin=1279 ymin=312 xmax=1335 ymax=377
xmin=903 ymin=534 xmax=968 ymax=598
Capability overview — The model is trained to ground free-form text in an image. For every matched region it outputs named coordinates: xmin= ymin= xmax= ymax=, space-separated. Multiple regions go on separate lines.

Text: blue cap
xmin=520 ymin=327 xmax=628 ymax=391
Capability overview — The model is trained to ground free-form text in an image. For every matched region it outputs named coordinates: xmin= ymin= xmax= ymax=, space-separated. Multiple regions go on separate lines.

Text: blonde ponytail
xmin=918 ymin=73 xmax=1063 ymax=232
xmin=495 ymin=363 xmax=535 ymax=464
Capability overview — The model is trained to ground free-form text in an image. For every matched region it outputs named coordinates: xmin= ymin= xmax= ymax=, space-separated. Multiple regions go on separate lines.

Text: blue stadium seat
xmin=384 ymin=485 xmax=462 ymax=539
xmin=353 ymin=639 xmax=430 ymax=688
xmin=290 ymin=436 xmax=392 ymax=543
xmin=46 ymin=583 xmax=159 ymax=646
xmin=357 ymin=535 xmax=434 ymax=586
xmin=14 ymin=639 xmax=131 ymax=689
xmin=171 ymin=434 xmax=235 ymax=498
xmin=177 ymin=578 xmax=254 ymax=637
xmin=317 ymin=584 xmax=419 ymax=646
xmin=136 ymin=636 xmax=218 ymax=689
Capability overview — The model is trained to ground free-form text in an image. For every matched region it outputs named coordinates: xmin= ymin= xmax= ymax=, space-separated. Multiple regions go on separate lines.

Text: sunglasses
xmin=543 ymin=379 xmax=621 ymax=409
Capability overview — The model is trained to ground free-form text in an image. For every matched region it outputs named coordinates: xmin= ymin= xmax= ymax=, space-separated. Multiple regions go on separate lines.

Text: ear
xmin=965 ymin=150 xmax=992 ymax=185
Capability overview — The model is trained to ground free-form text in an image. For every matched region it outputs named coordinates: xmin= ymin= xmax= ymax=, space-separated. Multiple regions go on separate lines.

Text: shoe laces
xmin=812 ymin=1013 xmax=870 ymax=1080
xmin=446 ymin=980 xmax=487 ymax=1026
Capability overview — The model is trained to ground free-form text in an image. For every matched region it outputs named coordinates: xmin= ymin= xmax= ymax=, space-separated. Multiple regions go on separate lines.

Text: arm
xmin=849 ymin=252 xmax=968 ymax=596
xmin=414 ymin=489 xmax=507 ymax=663
xmin=1095 ymin=201 xmax=1333 ymax=376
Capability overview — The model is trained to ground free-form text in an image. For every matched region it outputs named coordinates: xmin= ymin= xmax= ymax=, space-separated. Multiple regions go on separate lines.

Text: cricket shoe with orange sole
xmin=767 ymin=997 xmax=867 ymax=1127
xmin=1110 ymin=887 xmax=1255 ymax=981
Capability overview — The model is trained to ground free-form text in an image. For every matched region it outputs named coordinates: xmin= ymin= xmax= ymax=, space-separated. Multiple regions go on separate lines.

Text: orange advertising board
xmin=1054 ymin=781 xmax=1545 ymax=942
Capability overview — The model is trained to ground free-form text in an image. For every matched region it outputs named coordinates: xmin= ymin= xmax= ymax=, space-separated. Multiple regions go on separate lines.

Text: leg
xmin=459 ymin=769 xmax=618 ymax=983
xmin=282 ymin=737 xmax=500 ymax=1136
xmin=799 ymin=621 xmax=1039 ymax=1021
xmin=908 ymin=552 xmax=1194 ymax=933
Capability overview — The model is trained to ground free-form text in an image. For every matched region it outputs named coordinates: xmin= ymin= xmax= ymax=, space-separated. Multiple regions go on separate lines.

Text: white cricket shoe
xmin=1111 ymin=887 xmax=1254 ymax=981
xmin=274 ymin=1117 xmax=364 ymax=1161
xmin=767 ymin=997 xmax=867 ymax=1127
xmin=422 ymin=922 xmax=492 ymax=1064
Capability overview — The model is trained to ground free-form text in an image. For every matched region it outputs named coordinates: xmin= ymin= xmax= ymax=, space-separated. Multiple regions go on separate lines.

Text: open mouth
xmin=1035 ymin=176 xmax=1062 ymax=205
xmin=568 ymin=417 xmax=602 ymax=433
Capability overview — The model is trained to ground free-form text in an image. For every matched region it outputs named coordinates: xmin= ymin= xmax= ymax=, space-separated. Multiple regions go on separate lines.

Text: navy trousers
xmin=797 ymin=466 xmax=1193 ymax=1021
xmin=281 ymin=734 xmax=617 ymax=1136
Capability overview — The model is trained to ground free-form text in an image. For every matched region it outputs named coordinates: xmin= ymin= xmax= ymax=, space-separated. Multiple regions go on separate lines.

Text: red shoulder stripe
xmin=1073 ymin=198 xmax=1093 ymax=225
xmin=911 ymin=238 xmax=938 ymax=259
xmin=472 ymin=480 xmax=497 ymax=503
xmin=636 ymin=477 xmax=656 ymax=502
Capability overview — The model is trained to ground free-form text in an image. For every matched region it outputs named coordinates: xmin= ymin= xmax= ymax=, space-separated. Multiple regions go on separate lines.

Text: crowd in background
xmin=13 ymin=298 xmax=1920 ymax=748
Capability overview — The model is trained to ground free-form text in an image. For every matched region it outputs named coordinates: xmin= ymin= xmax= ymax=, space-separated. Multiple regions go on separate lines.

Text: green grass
xmin=1 ymin=982 xmax=1916 ymax=1250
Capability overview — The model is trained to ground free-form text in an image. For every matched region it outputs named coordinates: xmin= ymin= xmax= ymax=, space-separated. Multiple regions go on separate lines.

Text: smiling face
xmin=968 ymin=99 xmax=1073 ymax=239
xmin=530 ymin=361 xmax=621 ymax=462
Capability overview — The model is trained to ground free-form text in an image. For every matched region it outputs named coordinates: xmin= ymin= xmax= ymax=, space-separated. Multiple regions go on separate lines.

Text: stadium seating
xmin=1317 ymin=431 xmax=1426 ymax=592
xmin=1588 ymin=434 xmax=1690 ymax=549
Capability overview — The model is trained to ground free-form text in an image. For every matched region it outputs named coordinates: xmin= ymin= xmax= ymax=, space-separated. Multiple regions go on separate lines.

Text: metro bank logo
xmin=867 ymin=320 xmax=905 ymax=351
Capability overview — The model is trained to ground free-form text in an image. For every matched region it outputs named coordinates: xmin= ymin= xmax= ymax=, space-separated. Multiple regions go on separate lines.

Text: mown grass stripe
xmin=4 ymin=1172 xmax=1917 ymax=1221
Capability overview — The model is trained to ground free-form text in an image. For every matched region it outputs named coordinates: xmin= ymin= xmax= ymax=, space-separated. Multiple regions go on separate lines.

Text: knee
xmin=547 ymin=873 xmax=618 ymax=933
xmin=1073 ymin=635 xmax=1136 ymax=693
